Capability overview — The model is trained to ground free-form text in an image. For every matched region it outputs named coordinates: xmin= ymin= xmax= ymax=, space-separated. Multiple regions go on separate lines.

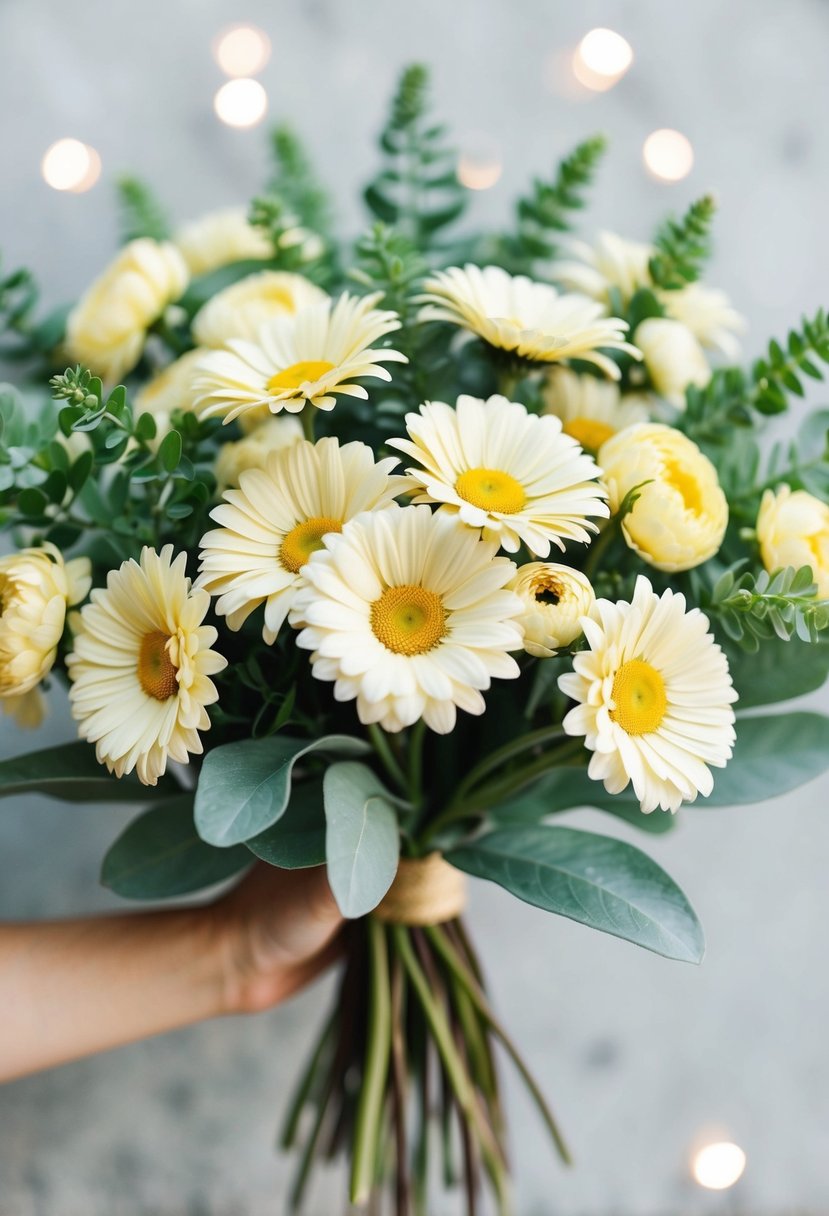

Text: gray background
xmin=1 ymin=1 xmax=828 ymax=1212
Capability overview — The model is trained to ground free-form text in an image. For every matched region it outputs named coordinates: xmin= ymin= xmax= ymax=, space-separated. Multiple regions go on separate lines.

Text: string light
xmin=643 ymin=128 xmax=694 ymax=182
xmin=457 ymin=136 xmax=503 ymax=191
xmin=214 ymin=78 xmax=268 ymax=129
xmin=41 ymin=139 xmax=102 ymax=193
xmin=692 ymin=1141 xmax=747 ymax=1190
xmin=572 ymin=28 xmax=633 ymax=92
xmin=213 ymin=25 xmax=271 ymax=77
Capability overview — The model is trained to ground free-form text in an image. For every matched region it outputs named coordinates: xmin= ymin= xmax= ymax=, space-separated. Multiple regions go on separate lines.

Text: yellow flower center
xmin=267 ymin=360 xmax=335 ymax=393
xmin=563 ymin=417 xmax=616 ymax=453
xmin=370 ymin=585 xmax=447 ymax=655
xmin=531 ymin=573 xmax=563 ymax=606
xmin=279 ymin=516 xmax=343 ymax=573
xmin=455 ymin=467 xmax=526 ymax=515
xmin=138 ymin=630 xmax=178 ymax=701
xmin=610 ymin=659 xmax=667 ymax=736
xmin=663 ymin=459 xmax=704 ymax=515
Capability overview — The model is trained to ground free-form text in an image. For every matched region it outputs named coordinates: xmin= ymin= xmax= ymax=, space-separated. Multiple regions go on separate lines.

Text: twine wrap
xmin=375 ymin=853 xmax=467 ymax=926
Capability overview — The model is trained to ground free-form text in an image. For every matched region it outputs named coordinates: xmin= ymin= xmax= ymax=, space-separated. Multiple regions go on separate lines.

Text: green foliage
xmin=648 ymin=194 xmax=716 ymax=290
xmin=706 ymin=563 xmax=829 ymax=647
xmin=248 ymin=193 xmax=315 ymax=270
xmin=116 ymin=175 xmax=171 ymax=244
xmin=364 ymin=64 xmax=465 ymax=245
xmin=501 ymin=135 xmax=606 ymax=271
xmin=448 ymin=825 xmax=704 ymax=962
xmin=267 ymin=124 xmax=332 ymax=237
xmin=323 ymin=762 xmax=400 ymax=917
xmin=246 ymin=779 xmax=327 ymax=869
xmin=487 ymin=767 xmax=675 ymax=834
xmin=0 ymin=257 xmax=38 ymax=352
xmin=101 ymin=796 xmax=250 ymax=899
xmin=351 ymin=222 xmax=427 ymax=319
xmin=0 ymin=740 xmax=179 ymax=802
xmin=194 ymin=734 xmax=370 ymax=846
xmin=723 ymin=634 xmax=829 ymax=708
xmin=697 ymin=712 xmax=829 ymax=807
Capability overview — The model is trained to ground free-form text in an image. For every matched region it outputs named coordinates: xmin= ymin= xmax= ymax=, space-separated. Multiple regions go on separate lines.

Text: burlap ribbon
xmin=375 ymin=852 xmax=467 ymax=926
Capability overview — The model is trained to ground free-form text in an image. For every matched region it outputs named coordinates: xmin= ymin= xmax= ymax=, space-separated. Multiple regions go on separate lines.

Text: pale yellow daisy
xmin=509 ymin=562 xmax=595 ymax=658
xmin=541 ymin=367 xmax=650 ymax=454
xmin=194 ymin=292 xmax=406 ymax=424
xmin=553 ymin=231 xmax=653 ymax=306
xmin=197 ymin=437 xmax=404 ymax=644
xmin=389 ymin=394 xmax=609 ymax=556
xmin=659 ymin=282 xmax=746 ymax=361
xmin=67 ymin=546 xmax=226 ymax=786
xmin=291 ymin=504 xmax=523 ymax=734
xmin=560 ymin=575 xmax=737 ymax=813
xmin=419 ymin=264 xmax=639 ymax=377
xmin=192 ymin=271 xmax=329 ymax=348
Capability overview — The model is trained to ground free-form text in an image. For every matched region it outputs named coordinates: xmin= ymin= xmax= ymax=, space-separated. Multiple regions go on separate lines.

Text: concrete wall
xmin=1 ymin=1 xmax=828 ymax=1211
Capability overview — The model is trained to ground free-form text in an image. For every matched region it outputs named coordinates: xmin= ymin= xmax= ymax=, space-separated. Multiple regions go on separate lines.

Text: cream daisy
xmin=419 ymin=265 xmax=639 ymax=377
xmin=192 ymin=271 xmax=329 ymax=348
xmin=541 ymin=367 xmax=650 ymax=455
xmin=659 ymin=282 xmax=746 ymax=360
xmin=553 ymin=231 xmax=653 ymax=306
xmin=388 ymin=395 xmax=609 ymax=556
xmin=559 ymin=575 xmax=737 ymax=813
xmin=0 ymin=544 xmax=91 ymax=704
xmin=67 ymin=546 xmax=226 ymax=786
xmin=291 ymin=505 xmax=523 ymax=734
xmin=194 ymin=292 xmax=407 ymax=423
xmin=197 ymin=437 xmax=404 ymax=643
xmin=214 ymin=415 xmax=304 ymax=492
xmin=509 ymin=562 xmax=595 ymax=658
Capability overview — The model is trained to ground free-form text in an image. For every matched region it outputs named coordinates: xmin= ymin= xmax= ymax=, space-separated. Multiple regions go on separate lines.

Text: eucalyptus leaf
xmin=447 ymin=825 xmax=704 ymax=963
xmin=247 ymin=780 xmax=326 ymax=869
xmin=0 ymin=741 xmax=179 ymax=803
xmin=724 ymin=636 xmax=829 ymax=708
xmin=102 ymin=797 xmax=250 ymax=899
xmin=323 ymin=761 xmax=400 ymax=918
xmin=195 ymin=733 xmax=370 ymax=847
xmin=486 ymin=767 xmax=672 ymax=833
xmin=700 ymin=711 xmax=829 ymax=806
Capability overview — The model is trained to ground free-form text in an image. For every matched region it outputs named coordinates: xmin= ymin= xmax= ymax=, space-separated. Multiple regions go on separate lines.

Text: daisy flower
xmin=659 ymin=282 xmax=746 ymax=360
xmin=541 ymin=366 xmax=650 ymax=455
xmin=67 ymin=546 xmax=226 ymax=786
xmin=290 ymin=505 xmax=523 ymax=734
xmin=420 ymin=264 xmax=639 ymax=377
xmin=552 ymin=231 xmax=653 ymax=306
xmin=559 ymin=575 xmax=737 ymax=813
xmin=193 ymin=292 xmax=407 ymax=424
xmin=388 ymin=394 xmax=609 ymax=556
xmin=197 ymin=437 xmax=404 ymax=644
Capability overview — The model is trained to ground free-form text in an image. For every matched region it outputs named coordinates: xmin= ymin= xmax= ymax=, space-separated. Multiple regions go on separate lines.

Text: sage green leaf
xmin=0 ymin=741 xmax=179 ymax=803
xmin=323 ymin=761 xmax=400 ymax=918
xmin=195 ymin=734 xmax=370 ymax=847
xmin=247 ymin=780 xmax=326 ymax=869
xmin=448 ymin=825 xmax=703 ymax=963
xmin=488 ymin=767 xmax=674 ymax=834
xmin=101 ymin=798 xmax=250 ymax=899
xmin=700 ymin=711 xmax=829 ymax=806
xmin=724 ymin=636 xmax=829 ymax=708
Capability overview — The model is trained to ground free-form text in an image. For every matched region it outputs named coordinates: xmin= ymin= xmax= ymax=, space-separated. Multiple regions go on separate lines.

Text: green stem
xmin=582 ymin=517 xmax=617 ymax=581
xmin=425 ymin=925 xmax=571 ymax=1166
xmin=468 ymin=737 xmax=585 ymax=812
xmin=451 ymin=724 xmax=567 ymax=804
xmin=350 ymin=921 xmax=393 ymax=1205
xmin=408 ymin=719 xmax=427 ymax=809
xmin=301 ymin=406 xmax=316 ymax=442
xmin=368 ymin=724 xmax=409 ymax=796
xmin=280 ymin=1005 xmax=337 ymax=1148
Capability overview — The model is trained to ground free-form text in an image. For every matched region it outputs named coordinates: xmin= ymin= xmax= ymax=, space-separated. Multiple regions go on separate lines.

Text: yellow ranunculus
xmin=598 ymin=423 xmax=728 ymax=572
xmin=0 ymin=544 xmax=92 ymax=714
xmin=174 ymin=207 xmax=273 ymax=276
xmin=192 ymin=270 xmax=328 ymax=348
xmin=65 ymin=239 xmax=189 ymax=383
xmin=214 ymin=415 xmax=304 ymax=492
xmin=634 ymin=316 xmax=711 ymax=408
xmin=756 ymin=484 xmax=829 ymax=596
xmin=134 ymin=348 xmax=208 ymax=444
xmin=509 ymin=562 xmax=595 ymax=658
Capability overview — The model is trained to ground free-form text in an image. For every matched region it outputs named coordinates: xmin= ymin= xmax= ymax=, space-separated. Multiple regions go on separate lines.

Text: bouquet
xmin=3 ymin=63 xmax=829 ymax=1214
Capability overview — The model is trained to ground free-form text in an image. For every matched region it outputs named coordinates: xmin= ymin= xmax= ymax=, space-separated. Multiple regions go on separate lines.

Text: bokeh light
xmin=572 ymin=28 xmax=633 ymax=92
xmin=643 ymin=128 xmax=695 ymax=181
xmin=41 ymin=139 xmax=102 ymax=193
xmin=692 ymin=1141 xmax=747 ymax=1190
xmin=457 ymin=136 xmax=503 ymax=191
xmin=214 ymin=79 xmax=268 ymax=129
xmin=212 ymin=25 xmax=271 ymax=77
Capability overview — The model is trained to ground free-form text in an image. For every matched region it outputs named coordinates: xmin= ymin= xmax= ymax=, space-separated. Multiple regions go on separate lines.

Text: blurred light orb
xmin=213 ymin=25 xmax=271 ymax=77
xmin=458 ymin=136 xmax=503 ymax=191
xmin=643 ymin=128 xmax=694 ymax=182
xmin=214 ymin=79 xmax=268 ymax=128
xmin=572 ymin=28 xmax=633 ymax=92
xmin=41 ymin=139 xmax=101 ymax=193
xmin=692 ymin=1141 xmax=747 ymax=1190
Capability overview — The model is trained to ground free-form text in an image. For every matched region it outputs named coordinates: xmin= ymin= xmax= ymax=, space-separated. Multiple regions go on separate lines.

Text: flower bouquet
xmin=3 ymin=64 xmax=829 ymax=1214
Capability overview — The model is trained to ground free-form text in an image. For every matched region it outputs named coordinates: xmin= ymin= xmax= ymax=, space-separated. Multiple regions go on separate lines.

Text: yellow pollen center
xmin=280 ymin=516 xmax=343 ymax=573
xmin=370 ymin=585 xmax=447 ymax=656
xmin=455 ymin=467 xmax=526 ymax=515
xmin=138 ymin=630 xmax=178 ymax=701
xmin=610 ymin=659 xmax=667 ymax=736
xmin=532 ymin=575 xmax=563 ymax=607
xmin=267 ymin=360 xmax=335 ymax=393
xmin=563 ymin=417 xmax=616 ymax=453
xmin=663 ymin=459 xmax=704 ymax=515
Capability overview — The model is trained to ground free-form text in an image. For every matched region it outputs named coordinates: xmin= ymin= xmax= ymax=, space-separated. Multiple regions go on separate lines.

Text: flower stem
xmin=451 ymin=724 xmax=567 ymax=803
xmin=368 ymin=723 xmax=409 ymax=796
xmin=350 ymin=920 xmax=393 ymax=1205
xmin=301 ymin=406 xmax=316 ymax=442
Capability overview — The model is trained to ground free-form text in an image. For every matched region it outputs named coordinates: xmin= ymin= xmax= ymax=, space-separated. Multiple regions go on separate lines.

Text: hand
xmin=214 ymin=864 xmax=344 ymax=1015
